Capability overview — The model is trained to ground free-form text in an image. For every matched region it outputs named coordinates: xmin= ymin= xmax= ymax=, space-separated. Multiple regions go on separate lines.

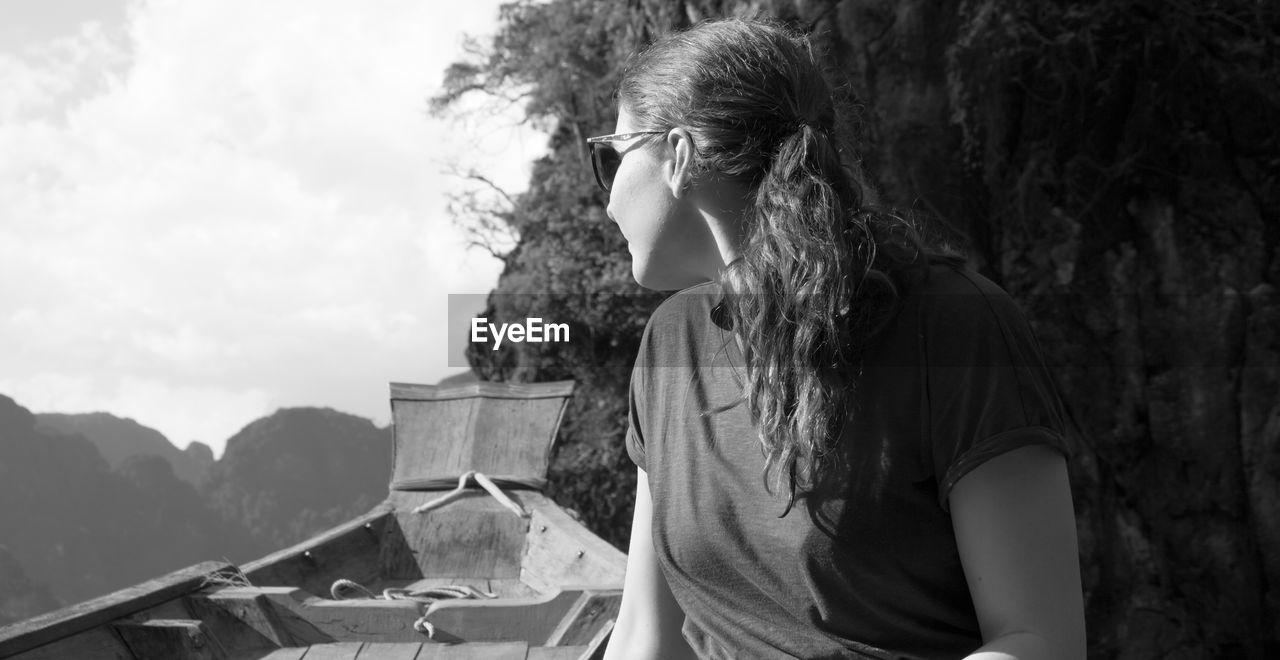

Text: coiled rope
xmin=329 ymin=471 xmax=526 ymax=638
xmin=329 ymin=578 xmax=497 ymax=638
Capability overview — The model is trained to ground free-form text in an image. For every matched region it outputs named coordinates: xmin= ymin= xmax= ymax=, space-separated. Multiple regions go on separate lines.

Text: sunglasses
xmin=585 ymin=130 xmax=668 ymax=193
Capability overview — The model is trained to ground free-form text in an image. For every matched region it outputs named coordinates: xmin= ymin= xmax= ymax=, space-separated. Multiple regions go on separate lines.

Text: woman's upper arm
xmin=949 ymin=444 xmax=1087 ymax=660
xmin=602 ymin=468 xmax=698 ymax=660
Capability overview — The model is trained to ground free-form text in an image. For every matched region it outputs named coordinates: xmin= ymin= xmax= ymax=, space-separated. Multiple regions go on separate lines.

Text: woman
xmin=590 ymin=18 xmax=1086 ymax=660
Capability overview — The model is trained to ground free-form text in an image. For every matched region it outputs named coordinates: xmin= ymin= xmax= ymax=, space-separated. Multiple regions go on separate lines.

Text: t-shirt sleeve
xmin=625 ymin=356 xmax=648 ymax=472
xmin=625 ymin=316 xmax=656 ymax=472
xmin=924 ymin=278 xmax=1073 ymax=513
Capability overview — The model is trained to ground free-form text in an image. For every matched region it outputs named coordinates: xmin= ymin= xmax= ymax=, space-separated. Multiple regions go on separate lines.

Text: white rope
xmin=410 ymin=470 xmax=528 ymax=518
xmin=329 ymin=578 xmax=497 ymax=641
xmin=412 ymin=615 xmax=436 ymax=637
xmin=330 ymin=578 xmax=377 ymax=600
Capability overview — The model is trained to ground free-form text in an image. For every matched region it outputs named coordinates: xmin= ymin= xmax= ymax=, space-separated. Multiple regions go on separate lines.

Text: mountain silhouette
xmin=35 ymin=412 xmax=214 ymax=488
xmin=200 ymin=407 xmax=392 ymax=551
xmin=0 ymin=394 xmax=258 ymax=612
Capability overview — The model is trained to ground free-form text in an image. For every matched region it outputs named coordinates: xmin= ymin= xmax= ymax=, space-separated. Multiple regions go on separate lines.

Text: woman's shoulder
xmin=647 ymin=280 xmax=721 ymax=325
xmin=634 ymin=280 xmax=721 ymax=352
xmin=905 ymin=258 xmax=1053 ymax=370
xmin=907 ymin=258 xmax=1023 ymax=318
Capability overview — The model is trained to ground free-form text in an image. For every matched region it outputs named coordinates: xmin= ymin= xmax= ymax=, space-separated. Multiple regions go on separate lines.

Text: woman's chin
xmin=631 ymin=262 xmax=665 ymax=291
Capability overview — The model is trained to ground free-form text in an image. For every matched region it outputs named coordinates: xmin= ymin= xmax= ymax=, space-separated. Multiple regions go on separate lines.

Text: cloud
xmin=0 ymin=0 xmax=544 ymax=456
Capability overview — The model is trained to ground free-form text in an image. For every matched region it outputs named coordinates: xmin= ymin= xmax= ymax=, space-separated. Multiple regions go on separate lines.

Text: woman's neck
xmin=693 ymin=179 xmax=753 ymax=282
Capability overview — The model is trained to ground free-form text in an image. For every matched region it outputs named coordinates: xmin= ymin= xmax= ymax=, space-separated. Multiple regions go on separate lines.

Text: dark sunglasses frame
xmin=585 ymin=130 xmax=668 ymax=192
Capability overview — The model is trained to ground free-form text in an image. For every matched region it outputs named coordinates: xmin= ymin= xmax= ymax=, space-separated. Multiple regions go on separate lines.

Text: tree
xmin=432 ymin=0 xmax=724 ymax=545
xmin=831 ymin=0 xmax=1280 ymax=655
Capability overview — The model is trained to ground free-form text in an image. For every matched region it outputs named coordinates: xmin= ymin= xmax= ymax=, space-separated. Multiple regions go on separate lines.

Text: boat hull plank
xmin=295 ymin=640 xmax=363 ymax=659
xmin=525 ymin=648 xmax=585 ymax=660
xmin=414 ymin=641 xmax=529 ymax=659
xmin=244 ymin=509 xmax=394 ymax=597
xmin=519 ymin=502 xmax=626 ymax=593
xmin=113 ymin=618 xmax=228 ymax=659
xmin=227 ymin=588 xmax=421 ymax=644
xmin=351 ymin=641 xmax=421 ymax=659
xmin=5 ymin=627 xmax=132 ymax=660
xmin=255 ymin=647 xmax=307 ymax=659
xmin=0 ymin=560 xmax=233 ymax=658
xmin=399 ymin=578 xmax=540 ymax=600
xmin=420 ymin=590 xmax=581 ymax=645
xmin=393 ymin=500 xmax=529 ymax=580
xmin=188 ymin=588 xmax=306 ymax=650
xmin=541 ymin=591 xmax=620 ymax=648
xmin=136 ymin=597 xmax=196 ymax=622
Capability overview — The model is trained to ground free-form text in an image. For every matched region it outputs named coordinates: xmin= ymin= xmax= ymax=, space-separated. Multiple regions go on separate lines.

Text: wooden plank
xmin=256 ymin=647 xmax=309 ymax=660
xmin=355 ymin=642 xmax=422 ymax=659
xmin=519 ymin=500 xmax=626 ymax=593
xmin=395 ymin=502 xmax=528 ymax=579
xmin=538 ymin=592 xmax=589 ymax=648
xmin=389 ymin=382 xmax=573 ymax=486
xmin=420 ymin=590 xmax=580 ymax=644
xmin=481 ymin=579 xmax=541 ymax=599
xmin=242 ymin=508 xmax=392 ymax=598
xmin=248 ymin=590 xmax=335 ymax=646
xmin=542 ymin=591 xmax=621 ymax=647
xmin=415 ymin=642 xmax=529 ymax=659
xmin=113 ymin=619 xmax=228 ymax=659
xmin=258 ymin=588 xmax=421 ymax=643
xmin=399 ymin=578 xmax=496 ymax=595
xmin=525 ymin=648 xmax=582 ymax=660
xmin=469 ymin=398 xmax=563 ymax=478
xmin=300 ymin=641 xmax=364 ymax=659
xmin=0 ymin=560 xmax=234 ymax=658
xmin=7 ymin=627 xmax=132 ymax=660
xmin=390 ymin=381 xmax=575 ymax=401
xmin=186 ymin=590 xmax=288 ymax=653
xmin=192 ymin=587 xmax=333 ymax=647
xmin=390 ymin=398 xmax=473 ymax=485
xmin=579 ymin=620 xmax=612 ymax=660
xmin=378 ymin=513 xmax=422 ymax=581
xmin=136 ymin=598 xmax=193 ymax=621
xmin=390 ymin=397 xmax=565 ymax=478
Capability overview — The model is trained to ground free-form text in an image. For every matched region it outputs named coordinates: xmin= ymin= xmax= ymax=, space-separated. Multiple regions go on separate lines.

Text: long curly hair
xmin=618 ymin=18 xmax=966 ymax=515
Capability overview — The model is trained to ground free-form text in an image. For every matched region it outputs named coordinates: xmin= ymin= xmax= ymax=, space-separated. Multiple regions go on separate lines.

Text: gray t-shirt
xmin=625 ymin=261 xmax=1073 ymax=659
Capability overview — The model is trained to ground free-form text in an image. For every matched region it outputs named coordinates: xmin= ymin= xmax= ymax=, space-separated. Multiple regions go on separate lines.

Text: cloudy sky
xmin=0 ymin=0 xmax=545 ymax=456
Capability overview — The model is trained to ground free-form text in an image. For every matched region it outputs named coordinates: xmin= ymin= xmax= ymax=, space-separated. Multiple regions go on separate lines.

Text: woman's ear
xmin=662 ymin=128 xmax=695 ymax=199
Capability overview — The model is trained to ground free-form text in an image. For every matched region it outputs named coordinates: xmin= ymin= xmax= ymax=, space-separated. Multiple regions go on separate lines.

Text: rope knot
xmin=410 ymin=470 xmax=529 ymax=518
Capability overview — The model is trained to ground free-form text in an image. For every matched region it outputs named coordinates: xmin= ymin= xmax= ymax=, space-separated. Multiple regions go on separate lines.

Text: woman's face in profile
xmin=607 ymin=106 xmax=718 ymax=291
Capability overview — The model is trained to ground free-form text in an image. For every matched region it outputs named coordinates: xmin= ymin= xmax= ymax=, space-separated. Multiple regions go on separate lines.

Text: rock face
xmin=811 ymin=0 xmax=1279 ymax=655
xmin=0 ymin=395 xmax=256 ymax=609
xmin=35 ymin=412 xmax=213 ymax=488
xmin=184 ymin=440 xmax=216 ymax=480
xmin=0 ymin=545 xmax=59 ymax=626
xmin=200 ymin=407 xmax=392 ymax=550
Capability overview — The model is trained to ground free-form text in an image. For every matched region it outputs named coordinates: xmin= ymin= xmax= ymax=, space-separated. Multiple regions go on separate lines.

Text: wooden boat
xmin=0 ymin=380 xmax=624 ymax=660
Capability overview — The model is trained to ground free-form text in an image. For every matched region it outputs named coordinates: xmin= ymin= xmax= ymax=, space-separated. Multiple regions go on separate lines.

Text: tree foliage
xmin=435 ymin=1 xmax=696 ymax=545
